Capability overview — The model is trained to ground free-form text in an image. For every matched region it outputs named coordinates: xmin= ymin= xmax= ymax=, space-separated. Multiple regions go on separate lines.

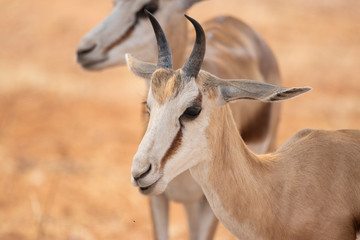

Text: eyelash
xmin=143 ymin=102 xmax=202 ymax=125
xmin=180 ymin=106 xmax=202 ymax=120
xmin=142 ymin=101 xmax=150 ymax=114
xmin=135 ymin=2 xmax=159 ymax=20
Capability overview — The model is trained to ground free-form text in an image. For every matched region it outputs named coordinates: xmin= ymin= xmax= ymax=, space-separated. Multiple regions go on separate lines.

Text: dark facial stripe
xmin=160 ymin=129 xmax=183 ymax=169
xmin=104 ymin=24 xmax=135 ymax=54
xmin=104 ymin=0 xmax=159 ymax=55
xmin=194 ymin=90 xmax=202 ymax=105
xmin=353 ymin=215 xmax=360 ymax=232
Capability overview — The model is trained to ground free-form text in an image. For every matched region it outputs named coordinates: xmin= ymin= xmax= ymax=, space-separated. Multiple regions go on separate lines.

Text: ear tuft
xmin=265 ymin=87 xmax=312 ymax=101
xmin=125 ymin=53 xmax=157 ymax=80
xmin=216 ymin=78 xmax=312 ymax=104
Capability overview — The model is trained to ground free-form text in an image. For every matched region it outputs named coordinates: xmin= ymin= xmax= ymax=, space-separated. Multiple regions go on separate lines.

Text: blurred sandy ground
xmin=0 ymin=0 xmax=359 ymax=239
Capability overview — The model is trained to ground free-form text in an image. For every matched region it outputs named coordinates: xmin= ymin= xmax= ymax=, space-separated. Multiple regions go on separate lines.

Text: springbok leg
xmin=150 ymin=194 xmax=169 ymax=240
xmin=184 ymin=196 xmax=218 ymax=240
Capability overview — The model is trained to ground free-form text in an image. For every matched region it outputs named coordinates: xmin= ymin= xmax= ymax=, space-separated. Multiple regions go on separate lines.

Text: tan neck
xmin=190 ymin=105 xmax=281 ymax=238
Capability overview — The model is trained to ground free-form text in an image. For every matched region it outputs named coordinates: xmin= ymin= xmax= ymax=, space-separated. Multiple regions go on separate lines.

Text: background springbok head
xmin=127 ymin=12 xmax=310 ymax=195
xmin=76 ymin=0 xmax=203 ymax=70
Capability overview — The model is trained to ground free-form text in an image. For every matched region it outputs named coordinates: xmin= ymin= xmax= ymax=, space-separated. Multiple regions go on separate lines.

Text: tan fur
xmin=127 ymin=9 xmax=281 ymax=240
xmin=134 ymin=61 xmax=359 ymax=238
xmin=194 ymin=91 xmax=203 ymax=105
xmin=127 ymin=15 xmax=281 ymax=150
xmin=132 ymin=14 xmax=282 ymax=142
xmin=151 ymin=69 xmax=187 ymax=104
xmin=80 ymin=2 xmax=282 ymax=239
xmin=195 ymin=73 xmax=219 ymax=100
xmin=151 ymin=69 xmax=174 ymax=104
xmin=191 ymin=101 xmax=360 ymax=240
xmin=200 ymin=16 xmax=281 ymax=149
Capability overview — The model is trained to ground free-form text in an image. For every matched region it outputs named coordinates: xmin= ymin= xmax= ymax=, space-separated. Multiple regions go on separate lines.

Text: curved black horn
xmin=145 ymin=10 xmax=173 ymax=69
xmin=182 ymin=15 xmax=206 ymax=78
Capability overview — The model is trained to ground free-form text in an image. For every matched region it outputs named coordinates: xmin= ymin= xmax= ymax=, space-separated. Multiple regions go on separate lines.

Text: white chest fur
xmin=164 ymin=170 xmax=203 ymax=203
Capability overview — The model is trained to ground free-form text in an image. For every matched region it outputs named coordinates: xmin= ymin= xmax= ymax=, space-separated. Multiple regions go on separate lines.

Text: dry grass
xmin=0 ymin=0 xmax=359 ymax=239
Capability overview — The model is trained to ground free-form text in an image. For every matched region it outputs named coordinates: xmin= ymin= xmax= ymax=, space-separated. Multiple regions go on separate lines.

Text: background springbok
xmin=77 ymin=0 xmax=196 ymax=70
xmin=77 ymin=1 xmax=282 ymax=239
xmin=129 ymin=14 xmax=360 ymax=240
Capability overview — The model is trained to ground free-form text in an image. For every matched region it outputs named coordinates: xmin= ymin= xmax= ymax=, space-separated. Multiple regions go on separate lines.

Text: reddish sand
xmin=0 ymin=0 xmax=359 ymax=239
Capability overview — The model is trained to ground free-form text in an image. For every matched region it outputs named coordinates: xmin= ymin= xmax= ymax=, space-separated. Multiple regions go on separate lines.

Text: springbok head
xmin=76 ymin=0 xmax=203 ymax=70
xmin=128 ymin=12 xmax=311 ymax=195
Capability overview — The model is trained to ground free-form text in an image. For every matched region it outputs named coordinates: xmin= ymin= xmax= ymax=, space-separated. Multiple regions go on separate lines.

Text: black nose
xmin=133 ymin=164 xmax=152 ymax=181
xmin=76 ymin=44 xmax=97 ymax=57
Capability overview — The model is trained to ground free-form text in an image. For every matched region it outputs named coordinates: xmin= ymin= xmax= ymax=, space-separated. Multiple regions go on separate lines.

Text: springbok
xmin=76 ymin=0 xmax=194 ymax=70
xmin=77 ymin=1 xmax=281 ymax=239
xmin=129 ymin=13 xmax=360 ymax=240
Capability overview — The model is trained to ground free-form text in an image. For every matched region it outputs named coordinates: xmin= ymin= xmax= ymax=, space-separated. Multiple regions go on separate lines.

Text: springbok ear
xmin=125 ymin=54 xmax=157 ymax=80
xmin=217 ymin=79 xmax=311 ymax=104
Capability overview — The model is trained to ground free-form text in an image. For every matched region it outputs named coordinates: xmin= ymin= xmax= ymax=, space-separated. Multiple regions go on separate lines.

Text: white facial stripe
xmin=132 ymin=80 xmax=205 ymax=190
xmin=163 ymin=96 xmax=211 ymax=183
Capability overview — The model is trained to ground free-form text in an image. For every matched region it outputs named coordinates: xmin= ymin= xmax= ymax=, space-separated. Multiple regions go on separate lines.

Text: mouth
xmin=79 ymin=57 xmax=108 ymax=70
xmin=138 ymin=178 xmax=160 ymax=195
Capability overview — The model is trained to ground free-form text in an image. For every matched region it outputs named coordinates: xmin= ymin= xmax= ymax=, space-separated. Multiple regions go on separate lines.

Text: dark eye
xmin=142 ymin=101 xmax=150 ymax=115
xmin=181 ymin=106 xmax=202 ymax=120
xmin=135 ymin=2 xmax=159 ymax=19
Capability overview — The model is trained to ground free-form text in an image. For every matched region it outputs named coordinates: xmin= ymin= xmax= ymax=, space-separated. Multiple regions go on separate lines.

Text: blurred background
xmin=0 ymin=0 xmax=359 ymax=239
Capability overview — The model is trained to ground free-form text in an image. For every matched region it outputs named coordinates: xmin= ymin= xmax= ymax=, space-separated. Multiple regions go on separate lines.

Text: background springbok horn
xmin=182 ymin=15 xmax=206 ymax=78
xmin=145 ymin=9 xmax=173 ymax=69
